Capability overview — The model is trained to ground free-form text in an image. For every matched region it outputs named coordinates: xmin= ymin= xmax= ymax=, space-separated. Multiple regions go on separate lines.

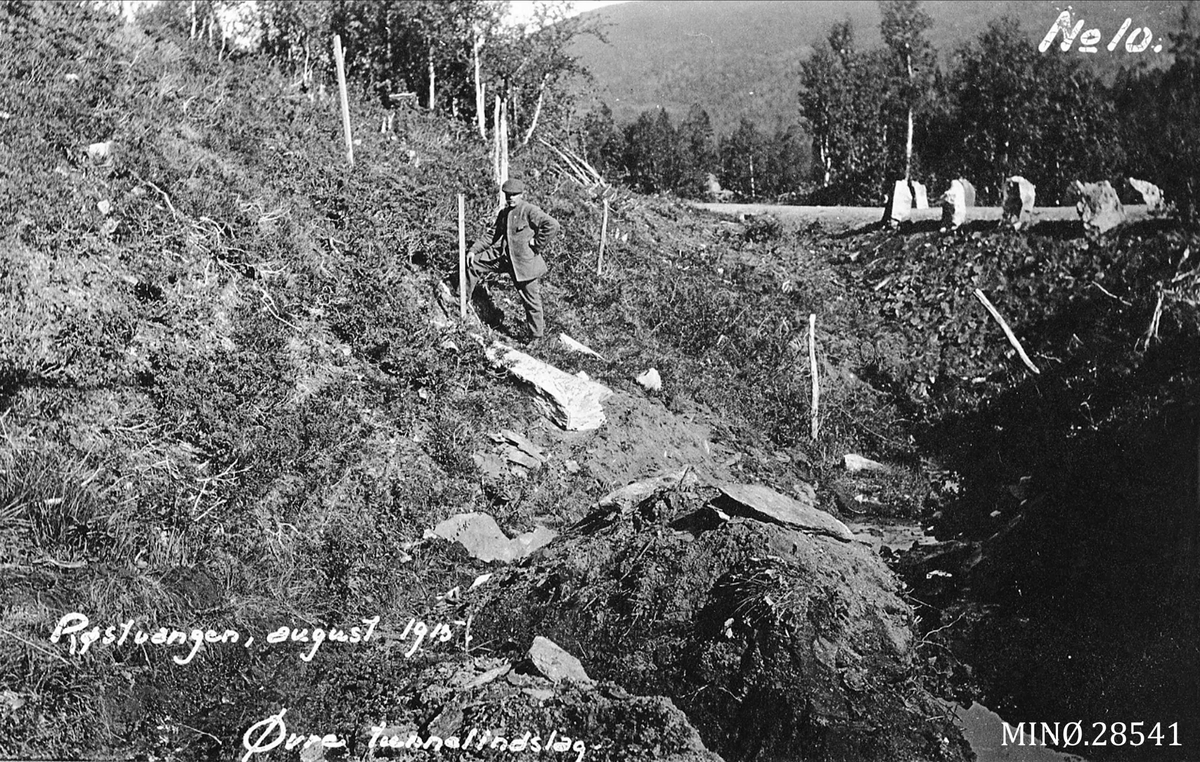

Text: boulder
xmin=844 ymin=453 xmax=889 ymax=473
xmin=910 ymin=180 xmax=929 ymax=210
xmin=940 ymin=179 xmax=967 ymax=229
xmin=1073 ymin=180 xmax=1125 ymax=236
xmin=431 ymin=512 xmax=556 ymax=563
xmin=485 ymin=342 xmax=612 ymax=430
xmin=528 ymin=636 xmax=596 ymax=686
xmin=960 ymin=177 xmax=977 ymax=207
xmin=86 ymin=141 xmax=112 ymax=164
xmin=597 ymin=467 xmax=697 ymax=513
xmin=1128 ymin=177 xmax=1166 ymax=215
xmin=1001 ymin=176 xmax=1037 ymax=230
xmin=636 ymin=367 xmax=662 ymax=392
xmin=714 ymin=482 xmax=855 ymax=541
xmin=883 ymin=179 xmax=913 ymax=225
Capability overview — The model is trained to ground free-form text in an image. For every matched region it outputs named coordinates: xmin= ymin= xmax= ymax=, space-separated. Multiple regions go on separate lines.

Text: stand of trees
xmin=578 ymin=103 xmax=811 ymax=201
xmin=800 ymin=1 xmax=1199 ymax=209
xmin=137 ymin=0 xmax=603 ymax=151
xmin=133 ymin=0 xmax=1200 ymax=214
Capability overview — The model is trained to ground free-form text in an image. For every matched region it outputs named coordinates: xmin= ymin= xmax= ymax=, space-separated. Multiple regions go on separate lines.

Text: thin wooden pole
xmin=973 ymin=288 xmax=1041 ymax=374
xmin=333 ymin=35 xmax=354 ymax=166
xmin=809 ymin=313 xmax=819 ymax=440
xmin=597 ymin=198 xmax=609 ymax=276
xmin=499 ymin=98 xmax=509 ymax=189
xmin=492 ymin=95 xmax=503 ymax=207
xmin=458 ymin=194 xmax=467 ymax=319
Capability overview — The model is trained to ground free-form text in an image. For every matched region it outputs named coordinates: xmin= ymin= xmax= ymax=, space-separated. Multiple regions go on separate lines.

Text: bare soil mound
xmin=468 ymin=484 xmax=970 ymax=762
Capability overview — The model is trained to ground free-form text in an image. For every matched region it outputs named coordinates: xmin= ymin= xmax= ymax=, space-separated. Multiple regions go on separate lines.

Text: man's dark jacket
xmin=469 ymin=199 xmax=561 ymax=282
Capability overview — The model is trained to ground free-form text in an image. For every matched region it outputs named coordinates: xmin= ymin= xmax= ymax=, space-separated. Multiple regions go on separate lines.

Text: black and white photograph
xmin=2 ymin=0 xmax=1198 ymax=760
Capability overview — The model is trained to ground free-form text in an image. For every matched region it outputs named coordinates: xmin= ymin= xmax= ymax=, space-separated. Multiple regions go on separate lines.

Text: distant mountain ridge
xmin=571 ymin=0 xmax=1188 ymax=133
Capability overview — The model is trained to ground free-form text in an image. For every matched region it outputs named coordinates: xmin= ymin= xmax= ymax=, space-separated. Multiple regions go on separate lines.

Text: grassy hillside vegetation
xmin=4 ymin=4 xmax=1199 ymax=761
xmin=0 ymin=4 xmax=523 ymax=755
xmin=0 ymin=5 xmax=933 ymax=760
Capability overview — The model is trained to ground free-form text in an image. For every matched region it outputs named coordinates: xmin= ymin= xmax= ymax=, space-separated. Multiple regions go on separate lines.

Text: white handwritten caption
xmin=242 ymin=709 xmax=589 ymax=762
xmin=1040 ymin=11 xmax=1163 ymax=54
xmin=49 ymin=613 xmax=457 ymax=664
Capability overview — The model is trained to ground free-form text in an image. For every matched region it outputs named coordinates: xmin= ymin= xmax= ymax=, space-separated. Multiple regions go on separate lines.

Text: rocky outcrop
xmin=470 ymin=482 xmax=970 ymax=762
xmin=365 ymin=653 xmax=725 ymax=762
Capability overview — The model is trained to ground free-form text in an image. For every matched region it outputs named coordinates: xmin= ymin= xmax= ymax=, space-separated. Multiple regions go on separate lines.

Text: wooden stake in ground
xmin=973 ymin=288 xmax=1041 ymax=374
xmin=333 ymin=35 xmax=354 ymax=166
xmin=597 ymin=197 xmax=609 ymax=276
xmin=458 ymin=193 xmax=467 ymax=319
xmin=809 ymin=313 xmax=820 ymax=440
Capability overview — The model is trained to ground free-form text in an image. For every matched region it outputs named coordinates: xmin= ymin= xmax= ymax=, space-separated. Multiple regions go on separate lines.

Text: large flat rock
xmin=598 ymin=467 xmax=696 ymax=512
xmin=485 ymin=343 xmax=612 ymax=431
xmin=433 ymin=512 xmax=556 ymax=563
xmin=714 ymin=483 xmax=855 ymax=541
xmin=528 ymin=636 xmax=596 ymax=687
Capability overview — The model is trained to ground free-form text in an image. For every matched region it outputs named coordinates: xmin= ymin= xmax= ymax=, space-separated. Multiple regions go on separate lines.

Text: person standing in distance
xmin=465 ymin=178 xmax=561 ymax=343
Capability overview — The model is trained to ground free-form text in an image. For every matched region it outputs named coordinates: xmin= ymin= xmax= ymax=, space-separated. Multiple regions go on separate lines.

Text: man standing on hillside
xmin=465 ymin=178 xmax=561 ymax=343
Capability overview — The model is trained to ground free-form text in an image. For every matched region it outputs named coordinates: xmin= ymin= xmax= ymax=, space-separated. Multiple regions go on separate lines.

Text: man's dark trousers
xmin=466 ymin=251 xmax=544 ymax=338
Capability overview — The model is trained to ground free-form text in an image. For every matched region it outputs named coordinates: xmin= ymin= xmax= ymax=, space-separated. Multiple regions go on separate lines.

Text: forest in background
xmin=124 ymin=1 xmax=1200 ymax=212
xmin=579 ymin=0 xmax=1200 ymax=211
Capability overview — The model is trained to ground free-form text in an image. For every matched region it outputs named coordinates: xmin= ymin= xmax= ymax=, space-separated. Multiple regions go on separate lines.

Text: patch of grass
xmin=0 ymin=447 xmax=111 ymax=562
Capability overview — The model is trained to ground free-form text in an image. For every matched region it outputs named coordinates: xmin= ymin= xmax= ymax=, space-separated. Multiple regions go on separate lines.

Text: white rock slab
xmin=485 ymin=342 xmax=612 ymax=430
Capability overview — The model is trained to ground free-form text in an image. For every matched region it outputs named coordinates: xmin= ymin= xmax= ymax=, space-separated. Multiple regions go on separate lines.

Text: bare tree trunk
xmin=904 ymin=52 xmax=914 ymax=181
xmin=474 ymin=32 xmax=486 ymax=140
xmin=428 ymin=49 xmax=436 ymax=110
xmin=493 ymin=95 xmax=501 ymax=183
xmin=302 ymin=42 xmax=312 ymax=96
xmin=520 ymin=74 xmax=550 ymax=147
xmin=905 ymin=108 xmax=914 ymax=180
xmin=500 ymin=97 xmax=509 ymax=188
xmin=189 ymin=0 xmax=197 ymax=40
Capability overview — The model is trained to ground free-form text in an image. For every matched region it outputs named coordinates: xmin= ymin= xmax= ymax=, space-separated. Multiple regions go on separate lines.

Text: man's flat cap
xmin=501 ymin=178 xmax=525 ymax=194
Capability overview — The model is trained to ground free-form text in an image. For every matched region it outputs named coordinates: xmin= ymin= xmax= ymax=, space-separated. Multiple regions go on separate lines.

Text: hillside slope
xmin=5 ymin=5 xmax=1199 ymax=762
xmin=0 ymin=5 xmax=969 ymax=761
xmin=573 ymin=0 xmax=1188 ymax=131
